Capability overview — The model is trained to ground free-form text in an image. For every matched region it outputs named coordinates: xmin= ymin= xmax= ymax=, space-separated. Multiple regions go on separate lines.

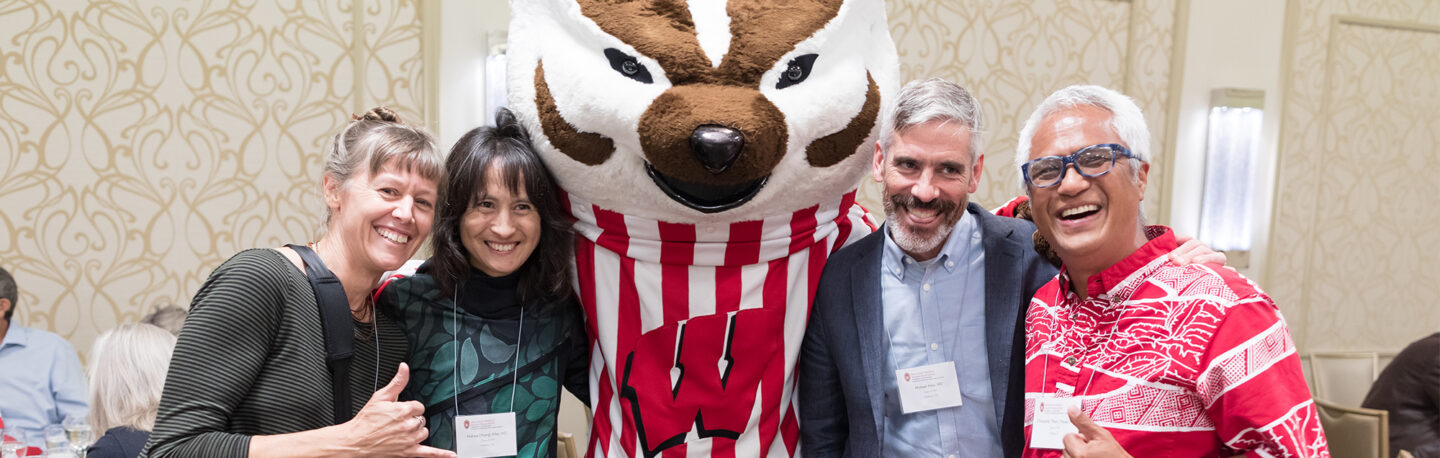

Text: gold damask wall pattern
xmin=1270 ymin=0 xmax=1440 ymax=352
xmin=0 ymin=0 xmax=426 ymax=358
xmin=862 ymin=0 xmax=1177 ymax=218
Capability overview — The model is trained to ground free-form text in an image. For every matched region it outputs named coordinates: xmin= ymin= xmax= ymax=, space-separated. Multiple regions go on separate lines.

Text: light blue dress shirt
xmin=0 ymin=322 xmax=88 ymax=446
xmin=879 ymin=212 xmax=1003 ymax=457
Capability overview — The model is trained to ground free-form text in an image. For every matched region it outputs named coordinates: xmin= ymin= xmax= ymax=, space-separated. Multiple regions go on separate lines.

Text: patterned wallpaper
xmin=0 ymin=0 xmax=426 ymax=358
xmin=1268 ymin=0 xmax=1440 ymax=352
xmin=860 ymin=0 xmax=1178 ymax=220
xmin=13 ymin=0 xmax=1432 ymax=359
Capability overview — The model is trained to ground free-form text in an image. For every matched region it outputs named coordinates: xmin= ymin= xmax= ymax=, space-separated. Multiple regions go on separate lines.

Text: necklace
xmin=308 ymin=241 xmax=376 ymax=324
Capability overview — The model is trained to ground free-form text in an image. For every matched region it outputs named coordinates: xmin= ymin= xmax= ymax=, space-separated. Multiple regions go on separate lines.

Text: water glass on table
xmin=61 ymin=416 xmax=92 ymax=455
xmin=1 ymin=427 xmax=29 ymax=458
xmin=43 ymin=425 xmax=67 ymax=452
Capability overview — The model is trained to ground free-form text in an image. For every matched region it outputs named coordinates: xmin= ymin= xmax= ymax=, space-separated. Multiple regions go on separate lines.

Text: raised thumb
xmin=1067 ymin=404 xmax=1106 ymax=439
xmin=370 ymin=362 xmax=410 ymax=403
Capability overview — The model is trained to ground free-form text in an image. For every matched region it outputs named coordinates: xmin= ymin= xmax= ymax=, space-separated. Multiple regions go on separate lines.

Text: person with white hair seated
xmin=84 ymin=323 xmax=175 ymax=458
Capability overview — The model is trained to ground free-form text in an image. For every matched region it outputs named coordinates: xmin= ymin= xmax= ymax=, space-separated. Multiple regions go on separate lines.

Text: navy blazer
xmin=799 ymin=202 xmax=1057 ymax=458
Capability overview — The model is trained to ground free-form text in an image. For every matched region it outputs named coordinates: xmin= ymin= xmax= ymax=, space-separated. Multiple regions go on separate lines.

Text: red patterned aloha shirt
xmin=1022 ymin=226 xmax=1328 ymax=457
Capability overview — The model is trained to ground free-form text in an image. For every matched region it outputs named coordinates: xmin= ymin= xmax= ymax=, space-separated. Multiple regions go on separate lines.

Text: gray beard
xmin=886 ymin=215 xmax=955 ymax=257
xmin=881 ymin=186 xmax=963 ymax=258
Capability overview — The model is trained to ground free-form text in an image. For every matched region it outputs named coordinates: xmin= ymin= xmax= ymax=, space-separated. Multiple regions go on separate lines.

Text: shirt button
xmin=931 ymin=343 xmax=940 ymax=351
xmin=949 ymin=455 xmax=956 ymax=458
xmin=946 ymin=261 xmax=954 ymax=268
xmin=922 ymin=283 xmax=931 ymax=292
xmin=1065 ymin=356 xmax=1078 ymax=365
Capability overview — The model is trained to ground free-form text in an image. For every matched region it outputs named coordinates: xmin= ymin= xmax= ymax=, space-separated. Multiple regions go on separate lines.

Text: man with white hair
xmin=1014 ymin=85 xmax=1327 ymax=457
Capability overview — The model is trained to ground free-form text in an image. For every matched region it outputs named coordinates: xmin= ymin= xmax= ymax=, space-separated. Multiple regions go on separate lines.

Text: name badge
xmin=894 ymin=361 xmax=964 ymax=414
xmin=455 ymin=412 xmax=517 ymax=458
xmin=1029 ymin=396 xmax=1082 ymax=450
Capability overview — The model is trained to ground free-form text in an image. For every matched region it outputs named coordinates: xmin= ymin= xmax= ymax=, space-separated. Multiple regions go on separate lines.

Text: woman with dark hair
xmin=376 ymin=108 xmax=589 ymax=458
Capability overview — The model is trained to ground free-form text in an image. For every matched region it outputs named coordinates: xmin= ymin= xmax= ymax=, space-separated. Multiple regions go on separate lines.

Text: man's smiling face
xmin=873 ymin=120 xmax=983 ymax=261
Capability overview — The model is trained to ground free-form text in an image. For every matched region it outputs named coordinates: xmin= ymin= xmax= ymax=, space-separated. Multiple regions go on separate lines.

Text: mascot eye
xmin=604 ymin=48 xmax=653 ymax=84
xmin=776 ymin=53 xmax=819 ymax=89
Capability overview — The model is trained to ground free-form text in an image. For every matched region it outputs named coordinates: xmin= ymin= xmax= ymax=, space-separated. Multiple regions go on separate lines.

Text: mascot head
xmin=508 ymin=0 xmax=898 ymax=224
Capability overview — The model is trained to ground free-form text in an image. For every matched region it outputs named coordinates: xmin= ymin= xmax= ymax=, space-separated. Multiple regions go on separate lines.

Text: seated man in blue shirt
xmin=0 ymin=266 xmax=88 ymax=447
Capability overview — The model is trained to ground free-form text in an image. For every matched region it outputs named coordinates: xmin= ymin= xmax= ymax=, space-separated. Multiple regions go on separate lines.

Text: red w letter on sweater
xmin=620 ymin=308 xmax=782 ymax=457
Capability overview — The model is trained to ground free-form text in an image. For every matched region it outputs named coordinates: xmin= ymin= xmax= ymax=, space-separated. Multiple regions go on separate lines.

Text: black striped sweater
xmin=142 ymin=249 xmax=407 ymax=457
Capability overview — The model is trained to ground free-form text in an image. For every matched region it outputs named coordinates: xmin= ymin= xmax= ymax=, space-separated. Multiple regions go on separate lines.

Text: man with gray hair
xmin=1014 ymin=85 xmax=1326 ymax=457
xmin=0 ymin=265 xmax=88 ymax=447
xmin=799 ymin=78 xmax=1057 ymax=457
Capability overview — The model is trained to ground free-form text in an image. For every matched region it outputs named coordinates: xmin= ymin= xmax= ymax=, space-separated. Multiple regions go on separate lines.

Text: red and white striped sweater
xmin=564 ymin=190 xmax=874 ymax=458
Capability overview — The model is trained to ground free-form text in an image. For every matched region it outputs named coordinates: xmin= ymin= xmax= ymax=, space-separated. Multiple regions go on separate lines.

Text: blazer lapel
xmin=850 ymin=232 xmax=887 ymax=439
xmin=975 ymin=205 xmax=1024 ymax=430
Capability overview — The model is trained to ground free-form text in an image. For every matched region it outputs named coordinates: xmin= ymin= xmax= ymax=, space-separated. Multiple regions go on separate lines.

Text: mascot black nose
xmin=689 ymin=125 xmax=745 ymax=174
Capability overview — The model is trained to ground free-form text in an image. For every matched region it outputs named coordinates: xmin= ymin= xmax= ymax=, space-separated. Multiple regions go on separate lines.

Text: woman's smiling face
xmin=461 ymin=165 xmax=541 ymax=277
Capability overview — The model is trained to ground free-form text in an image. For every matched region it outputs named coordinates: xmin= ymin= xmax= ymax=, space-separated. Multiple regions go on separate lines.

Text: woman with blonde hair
xmin=85 ymin=323 xmax=176 ymax=458
xmin=143 ymin=107 xmax=454 ymax=458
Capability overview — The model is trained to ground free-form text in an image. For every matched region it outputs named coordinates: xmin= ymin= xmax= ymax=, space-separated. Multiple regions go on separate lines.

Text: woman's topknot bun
xmin=359 ymin=106 xmax=401 ymax=124
xmin=492 ymin=108 xmax=529 ymax=143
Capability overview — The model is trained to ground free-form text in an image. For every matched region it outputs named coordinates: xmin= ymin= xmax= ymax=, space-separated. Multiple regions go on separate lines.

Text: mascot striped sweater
xmin=565 ymin=191 xmax=873 ymax=458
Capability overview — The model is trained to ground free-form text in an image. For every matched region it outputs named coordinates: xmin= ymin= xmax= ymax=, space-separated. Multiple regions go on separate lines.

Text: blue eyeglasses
xmin=1021 ymin=143 xmax=1136 ymax=188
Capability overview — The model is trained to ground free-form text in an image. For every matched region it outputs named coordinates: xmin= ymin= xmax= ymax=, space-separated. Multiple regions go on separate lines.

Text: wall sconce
xmin=1197 ymin=88 xmax=1263 ymax=267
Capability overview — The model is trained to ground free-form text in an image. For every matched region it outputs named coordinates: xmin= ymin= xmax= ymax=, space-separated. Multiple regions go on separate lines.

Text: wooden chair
xmin=557 ymin=432 xmax=579 ymax=458
xmin=1309 ymin=351 xmax=1380 ymax=407
xmin=1315 ymin=399 xmax=1388 ymax=458
xmin=1307 ymin=351 xmax=1392 ymax=458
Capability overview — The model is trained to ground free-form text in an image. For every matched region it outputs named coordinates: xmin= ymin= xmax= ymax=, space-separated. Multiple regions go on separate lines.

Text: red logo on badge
xmin=904 ymin=372 xmax=911 ymax=382
xmin=463 ymin=420 xmax=470 ymax=429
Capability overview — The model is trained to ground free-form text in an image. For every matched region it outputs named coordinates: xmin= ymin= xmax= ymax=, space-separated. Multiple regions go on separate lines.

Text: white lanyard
xmin=452 ymin=286 xmax=523 ymax=416
xmin=369 ymin=315 xmax=380 ymax=392
xmin=882 ymin=256 xmax=963 ymax=361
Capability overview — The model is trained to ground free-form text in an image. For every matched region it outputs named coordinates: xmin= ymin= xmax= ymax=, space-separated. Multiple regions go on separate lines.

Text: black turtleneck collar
xmin=459 ymin=267 xmax=523 ymax=319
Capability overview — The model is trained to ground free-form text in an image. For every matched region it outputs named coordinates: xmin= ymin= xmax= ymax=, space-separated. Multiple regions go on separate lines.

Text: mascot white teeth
xmin=508 ymin=1 xmax=897 ymax=456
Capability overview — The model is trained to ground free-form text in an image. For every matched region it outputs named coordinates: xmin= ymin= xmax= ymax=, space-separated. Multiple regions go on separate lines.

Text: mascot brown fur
xmin=508 ymin=1 xmax=898 ymax=456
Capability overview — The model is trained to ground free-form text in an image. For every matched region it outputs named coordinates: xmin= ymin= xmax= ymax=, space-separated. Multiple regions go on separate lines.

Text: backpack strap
xmin=285 ymin=244 xmax=355 ymax=425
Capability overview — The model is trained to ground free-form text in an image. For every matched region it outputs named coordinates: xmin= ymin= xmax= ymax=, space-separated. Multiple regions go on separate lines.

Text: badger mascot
xmin=508 ymin=1 xmax=898 ymax=456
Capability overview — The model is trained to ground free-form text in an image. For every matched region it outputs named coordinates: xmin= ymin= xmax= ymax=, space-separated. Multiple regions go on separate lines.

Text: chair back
xmin=1315 ymin=399 xmax=1388 ymax=458
xmin=1309 ymin=352 xmax=1379 ymax=406
xmin=557 ymin=432 xmax=579 ymax=458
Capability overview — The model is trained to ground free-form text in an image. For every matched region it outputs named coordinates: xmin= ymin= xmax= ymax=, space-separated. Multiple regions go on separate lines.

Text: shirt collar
xmin=881 ymin=209 xmax=977 ymax=281
xmin=1057 ymin=225 xmax=1176 ymax=301
xmin=0 ymin=321 xmax=28 ymax=349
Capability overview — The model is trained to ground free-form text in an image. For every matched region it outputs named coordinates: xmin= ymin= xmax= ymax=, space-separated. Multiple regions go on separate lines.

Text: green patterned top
xmin=377 ymin=265 xmax=589 ymax=457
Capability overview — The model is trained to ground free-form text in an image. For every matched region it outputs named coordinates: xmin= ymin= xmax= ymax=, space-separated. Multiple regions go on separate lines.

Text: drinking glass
xmin=62 ymin=416 xmax=92 ymax=455
xmin=44 ymin=424 xmax=68 ymax=455
xmin=1 ymin=427 xmax=28 ymax=458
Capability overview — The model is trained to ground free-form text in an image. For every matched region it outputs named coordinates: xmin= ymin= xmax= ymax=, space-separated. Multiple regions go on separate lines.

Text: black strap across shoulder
xmin=285 ymin=243 xmax=354 ymax=424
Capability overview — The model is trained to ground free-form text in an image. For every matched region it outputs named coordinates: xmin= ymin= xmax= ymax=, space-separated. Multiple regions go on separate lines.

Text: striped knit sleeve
xmin=142 ymin=249 xmax=291 ymax=458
